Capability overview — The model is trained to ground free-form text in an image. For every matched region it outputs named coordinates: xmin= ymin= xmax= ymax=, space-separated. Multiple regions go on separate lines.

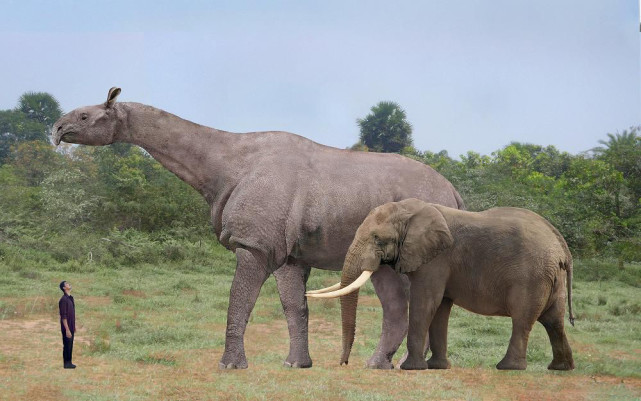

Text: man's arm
xmin=62 ymin=318 xmax=72 ymax=338
xmin=59 ymin=298 xmax=72 ymax=338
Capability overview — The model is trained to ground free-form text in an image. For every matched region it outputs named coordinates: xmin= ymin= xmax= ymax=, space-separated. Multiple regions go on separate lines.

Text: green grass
xmin=1 ymin=241 xmax=640 ymax=400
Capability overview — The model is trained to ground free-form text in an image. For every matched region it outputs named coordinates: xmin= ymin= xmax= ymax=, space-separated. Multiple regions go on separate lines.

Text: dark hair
xmin=59 ymin=281 xmax=67 ymax=292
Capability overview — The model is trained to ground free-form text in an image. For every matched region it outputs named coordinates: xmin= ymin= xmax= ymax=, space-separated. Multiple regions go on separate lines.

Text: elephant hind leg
xmin=427 ymin=298 xmax=453 ymax=369
xmin=538 ymin=300 xmax=575 ymax=370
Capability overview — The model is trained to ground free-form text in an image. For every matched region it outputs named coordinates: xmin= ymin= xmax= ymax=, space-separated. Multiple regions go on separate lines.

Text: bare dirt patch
xmin=23 ymin=383 xmax=65 ymax=401
xmin=122 ymin=289 xmax=146 ymax=298
xmin=0 ymin=317 xmax=60 ymax=353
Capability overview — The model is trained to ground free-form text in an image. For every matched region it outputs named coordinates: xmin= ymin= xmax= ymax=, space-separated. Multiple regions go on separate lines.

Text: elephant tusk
xmin=306 ymin=282 xmax=341 ymax=294
xmin=305 ymin=271 xmax=373 ymax=299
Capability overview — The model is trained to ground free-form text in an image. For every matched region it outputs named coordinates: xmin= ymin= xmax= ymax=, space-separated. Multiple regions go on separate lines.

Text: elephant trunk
xmin=339 ymin=239 xmax=376 ymax=365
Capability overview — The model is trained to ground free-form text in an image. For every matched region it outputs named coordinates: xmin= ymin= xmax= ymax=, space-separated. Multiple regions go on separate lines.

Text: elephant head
xmin=52 ymin=87 xmax=123 ymax=146
xmin=306 ymin=198 xmax=454 ymax=365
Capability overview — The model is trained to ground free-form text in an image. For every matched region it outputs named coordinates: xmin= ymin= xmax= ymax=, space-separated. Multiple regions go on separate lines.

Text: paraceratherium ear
xmin=106 ymin=87 xmax=121 ymax=108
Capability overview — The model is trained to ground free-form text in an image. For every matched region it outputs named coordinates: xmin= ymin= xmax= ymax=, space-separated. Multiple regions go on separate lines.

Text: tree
xmin=357 ymin=101 xmax=413 ymax=153
xmin=0 ymin=110 xmax=45 ymax=164
xmin=17 ymin=92 xmax=63 ymax=126
xmin=593 ymin=127 xmax=641 ymax=202
xmin=11 ymin=140 xmax=62 ymax=186
xmin=349 ymin=142 xmax=369 ymax=151
xmin=42 ymin=168 xmax=99 ymax=226
xmin=554 ymin=157 xmax=627 ymax=248
xmin=0 ymin=92 xmax=63 ymax=164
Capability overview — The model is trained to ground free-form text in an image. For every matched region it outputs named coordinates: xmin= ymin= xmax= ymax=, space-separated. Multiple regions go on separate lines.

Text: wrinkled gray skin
xmin=52 ymin=88 xmax=464 ymax=369
xmin=335 ymin=199 xmax=574 ymax=371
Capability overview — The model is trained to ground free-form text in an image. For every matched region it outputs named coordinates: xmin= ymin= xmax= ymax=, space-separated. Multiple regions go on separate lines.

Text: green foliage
xmin=11 ymin=140 xmax=63 ymax=186
xmin=16 ymin=92 xmax=63 ymax=126
xmin=349 ymin=141 xmax=369 ymax=151
xmin=413 ymin=135 xmax=641 ymax=261
xmin=0 ymin=110 xmax=45 ymax=164
xmin=357 ymin=101 xmax=413 ymax=153
xmin=573 ymin=259 xmax=641 ymax=287
xmin=42 ymin=168 xmax=99 ymax=226
xmin=0 ymin=92 xmax=62 ymax=164
xmin=82 ymin=145 xmax=211 ymax=232
xmin=594 ymin=127 xmax=641 ymax=200
xmin=0 ymin=91 xmax=638 ymax=266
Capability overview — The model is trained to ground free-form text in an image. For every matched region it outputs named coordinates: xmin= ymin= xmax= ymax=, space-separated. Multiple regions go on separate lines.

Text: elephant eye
xmin=81 ymin=113 xmax=88 ymax=120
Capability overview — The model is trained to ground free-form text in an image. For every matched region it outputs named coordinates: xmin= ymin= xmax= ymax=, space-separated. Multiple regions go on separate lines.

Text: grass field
xmin=1 ymin=241 xmax=640 ymax=400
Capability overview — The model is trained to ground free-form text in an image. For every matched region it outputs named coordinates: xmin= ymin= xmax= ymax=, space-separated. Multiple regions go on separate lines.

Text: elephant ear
xmin=395 ymin=203 xmax=453 ymax=273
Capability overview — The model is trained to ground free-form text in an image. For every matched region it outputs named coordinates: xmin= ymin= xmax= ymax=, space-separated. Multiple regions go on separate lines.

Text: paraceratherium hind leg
xmin=274 ymin=263 xmax=313 ymax=368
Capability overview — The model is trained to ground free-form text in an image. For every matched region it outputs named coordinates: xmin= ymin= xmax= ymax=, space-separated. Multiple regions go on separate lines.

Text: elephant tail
xmin=563 ymin=258 xmax=575 ymax=326
xmin=548 ymin=218 xmax=575 ymax=327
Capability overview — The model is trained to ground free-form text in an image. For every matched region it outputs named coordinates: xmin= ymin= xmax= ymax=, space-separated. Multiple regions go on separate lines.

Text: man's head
xmin=59 ymin=281 xmax=71 ymax=294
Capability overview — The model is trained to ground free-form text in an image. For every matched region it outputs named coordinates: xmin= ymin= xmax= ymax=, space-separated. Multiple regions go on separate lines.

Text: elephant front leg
xmin=368 ymin=266 xmax=409 ymax=369
xmin=400 ymin=270 xmax=444 ymax=371
xmin=273 ymin=263 xmax=313 ymax=368
xmin=219 ymin=248 xmax=270 ymax=369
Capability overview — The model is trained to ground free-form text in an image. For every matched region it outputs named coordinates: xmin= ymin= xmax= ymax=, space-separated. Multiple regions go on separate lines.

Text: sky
xmin=1 ymin=0 xmax=639 ymax=158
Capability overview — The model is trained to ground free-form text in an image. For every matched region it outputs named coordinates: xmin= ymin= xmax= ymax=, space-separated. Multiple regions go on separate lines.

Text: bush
xmin=574 ymin=259 xmax=641 ymax=287
xmin=162 ymin=239 xmax=186 ymax=261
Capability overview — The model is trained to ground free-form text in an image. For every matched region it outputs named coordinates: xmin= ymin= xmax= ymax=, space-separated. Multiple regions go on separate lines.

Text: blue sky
xmin=1 ymin=0 xmax=639 ymax=157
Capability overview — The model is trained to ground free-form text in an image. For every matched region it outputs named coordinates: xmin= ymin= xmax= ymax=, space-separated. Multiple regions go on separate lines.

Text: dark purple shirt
xmin=59 ymin=294 xmax=75 ymax=334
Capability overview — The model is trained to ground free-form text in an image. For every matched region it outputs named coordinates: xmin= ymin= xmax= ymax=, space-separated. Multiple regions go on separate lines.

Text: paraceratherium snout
xmin=51 ymin=123 xmax=72 ymax=146
xmin=305 ymin=271 xmax=373 ymax=298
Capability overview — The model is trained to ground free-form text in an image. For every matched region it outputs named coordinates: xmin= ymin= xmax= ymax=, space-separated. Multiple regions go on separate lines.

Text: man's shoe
xmin=64 ymin=363 xmax=76 ymax=369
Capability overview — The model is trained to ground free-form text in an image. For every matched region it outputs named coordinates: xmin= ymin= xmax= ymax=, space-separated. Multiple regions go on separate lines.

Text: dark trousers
xmin=62 ymin=333 xmax=74 ymax=363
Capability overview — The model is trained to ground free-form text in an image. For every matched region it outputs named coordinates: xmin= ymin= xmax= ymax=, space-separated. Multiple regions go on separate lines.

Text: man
xmin=58 ymin=281 xmax=76 ymax=369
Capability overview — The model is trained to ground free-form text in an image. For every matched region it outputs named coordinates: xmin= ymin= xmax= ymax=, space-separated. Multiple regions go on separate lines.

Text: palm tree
xmin=593 ymin=126 xmax=641 ymax=207
xmin=17 ymin=92 xmax=63 ymax=126
xmin=594 ymin=128 xmax=640 ymax=178
xmin=357 ymin=101 xmax=413 ymax=153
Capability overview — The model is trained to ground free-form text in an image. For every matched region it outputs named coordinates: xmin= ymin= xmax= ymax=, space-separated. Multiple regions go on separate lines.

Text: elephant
xmin=52 ymin=88 xmax=465 ymax=369
xmin=308 ymin=198 xmax=575 ymax=371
